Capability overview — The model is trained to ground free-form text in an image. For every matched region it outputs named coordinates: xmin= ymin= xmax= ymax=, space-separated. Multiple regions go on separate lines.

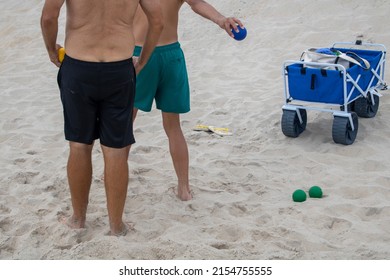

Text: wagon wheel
xmin=354 ymin=93 xmax=379 ymax=118
xmin=332 ymin=112 xmax=358 ymax=145
xmin=281 ymin=109 xmax=307 ymax=138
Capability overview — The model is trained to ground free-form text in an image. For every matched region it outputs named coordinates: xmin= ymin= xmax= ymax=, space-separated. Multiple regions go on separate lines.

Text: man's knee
xmin=101 ymin=144 xmax=130 ymax=161
xmin=162 ymin=112 xmax=181 ymax=131
xmin=69 ymin=141 xmax=94 ymax=154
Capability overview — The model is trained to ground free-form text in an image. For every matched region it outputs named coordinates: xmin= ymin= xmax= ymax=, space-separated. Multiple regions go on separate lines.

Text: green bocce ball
xmin=292 ymin=189 xmax=307 ymax=202
xmin=309 ymin=186 xmax=323 ymax=198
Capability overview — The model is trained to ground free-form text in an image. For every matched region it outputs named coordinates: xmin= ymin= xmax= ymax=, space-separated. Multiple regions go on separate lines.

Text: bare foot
xmin=107 ymin=222 xmax=134 ymax=237
xmin=59 ymin=215 xmax=86 ymax=229
xmin=176 ymin=185 xmax=193 ymax=201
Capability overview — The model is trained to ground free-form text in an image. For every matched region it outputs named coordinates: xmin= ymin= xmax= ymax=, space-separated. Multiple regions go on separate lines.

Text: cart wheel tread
xmin=281 ymin=109 xmax=307 ymax=138
xmin=332 ymin=112 xmax=358 ymax=145
xmin=354 ymin=94 xmax=379 ymax=118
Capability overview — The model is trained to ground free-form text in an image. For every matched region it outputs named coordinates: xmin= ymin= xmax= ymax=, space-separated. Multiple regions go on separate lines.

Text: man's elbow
xmin=40 ymin=13 xmax=57 ymax=29
xmin=187 ymin=0 xmax=204 ymax=14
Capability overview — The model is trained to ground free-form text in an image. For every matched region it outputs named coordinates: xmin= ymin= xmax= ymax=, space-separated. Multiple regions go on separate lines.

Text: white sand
xmin=1 ymin=0 xmax=390 ymax=260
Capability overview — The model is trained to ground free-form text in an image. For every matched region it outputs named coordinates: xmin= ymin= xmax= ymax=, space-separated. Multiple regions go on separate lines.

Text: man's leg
xmin=66 ymin=141 xmax=94 ymax=228
xmin=162 ymin=112 xmax=192 ymax=201
xmin=101 ymin=144 xmax=131 ymax=235
xmin=132 ymin=108 xmax=139 ymax=122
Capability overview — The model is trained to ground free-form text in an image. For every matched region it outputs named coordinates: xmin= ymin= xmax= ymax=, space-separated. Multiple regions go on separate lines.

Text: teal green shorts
xmin=133 ymin=42 xmax=190 ymax=113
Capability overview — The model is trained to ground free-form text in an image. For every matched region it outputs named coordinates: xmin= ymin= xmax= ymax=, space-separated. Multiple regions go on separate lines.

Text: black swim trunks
xmin=57 ymin=55 xmax=136 ymax=148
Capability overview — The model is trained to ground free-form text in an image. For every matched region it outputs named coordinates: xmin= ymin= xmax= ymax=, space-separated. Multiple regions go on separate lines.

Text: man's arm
xmin=185 ymin=0 xmax=243 ymax=37
xmin=136 ymin=0 xmax=164 ymax=74
xmin=41 ymin=0 xmax=65 ymax=67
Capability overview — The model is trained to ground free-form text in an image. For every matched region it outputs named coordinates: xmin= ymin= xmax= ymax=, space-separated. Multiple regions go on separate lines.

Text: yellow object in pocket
xmin=58 ymin=47 xmax=65 ymax=63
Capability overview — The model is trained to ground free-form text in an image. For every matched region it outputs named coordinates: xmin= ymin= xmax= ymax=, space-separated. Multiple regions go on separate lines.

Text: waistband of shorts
xmin=134 ymin=42 xmax=181 ymax=54
xmin=63 ymin=54 xmax=133 ymax=67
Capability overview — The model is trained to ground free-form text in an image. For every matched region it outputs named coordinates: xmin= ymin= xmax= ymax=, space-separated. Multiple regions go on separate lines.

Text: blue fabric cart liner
xmin=286 ymin=49 xmax=383 ymax=105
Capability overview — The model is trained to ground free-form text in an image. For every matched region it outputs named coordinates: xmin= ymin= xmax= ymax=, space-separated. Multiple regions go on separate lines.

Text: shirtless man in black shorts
xmin=41 ymin=0 xmax=163 ymax=236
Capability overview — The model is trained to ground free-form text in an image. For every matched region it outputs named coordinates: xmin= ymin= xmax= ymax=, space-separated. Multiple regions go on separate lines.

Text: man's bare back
xmin=42 ymin=0 xmax=163 ymax=70
xmin=64 ymin=0 xmax=139 ymax=62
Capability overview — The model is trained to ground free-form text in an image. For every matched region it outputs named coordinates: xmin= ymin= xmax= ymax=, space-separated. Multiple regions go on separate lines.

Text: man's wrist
xmin=215 ymin=16 xmax=226 ymax=28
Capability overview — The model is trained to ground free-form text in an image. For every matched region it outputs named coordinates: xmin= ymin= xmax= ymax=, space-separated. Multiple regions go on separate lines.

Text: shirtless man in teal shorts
xmin=133 ymin=0 xmax=243 ymax=201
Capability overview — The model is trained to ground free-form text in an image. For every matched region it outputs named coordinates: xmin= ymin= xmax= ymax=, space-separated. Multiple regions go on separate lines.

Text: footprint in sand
xmin=13 ymin=171 xmax=39 ymax=184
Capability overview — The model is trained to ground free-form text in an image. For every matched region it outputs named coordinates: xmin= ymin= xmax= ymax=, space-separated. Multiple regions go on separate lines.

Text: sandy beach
xmin=1 ymin=0 xmax=390 ymax=260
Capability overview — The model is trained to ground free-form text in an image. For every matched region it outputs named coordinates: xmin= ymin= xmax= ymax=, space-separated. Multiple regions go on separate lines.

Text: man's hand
xmin=132 ymin=56 xmax=143 ymax=75
xmin=49 ymin=44 xmax=63 ymax=67
xmin=185 ymin=0 xmax=244 ymax=38
xmin=217 ymin=16 xmax=244 ymax=38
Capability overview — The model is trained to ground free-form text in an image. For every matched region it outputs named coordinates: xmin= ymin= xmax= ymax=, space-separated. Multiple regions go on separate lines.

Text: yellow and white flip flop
xmin=208 ymin=126 xmax=233 ymax=136
xmin=193 ymin=124 xmax=232 ymax=136
xmin=192 ymin=124 xmax=211 ymax=132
